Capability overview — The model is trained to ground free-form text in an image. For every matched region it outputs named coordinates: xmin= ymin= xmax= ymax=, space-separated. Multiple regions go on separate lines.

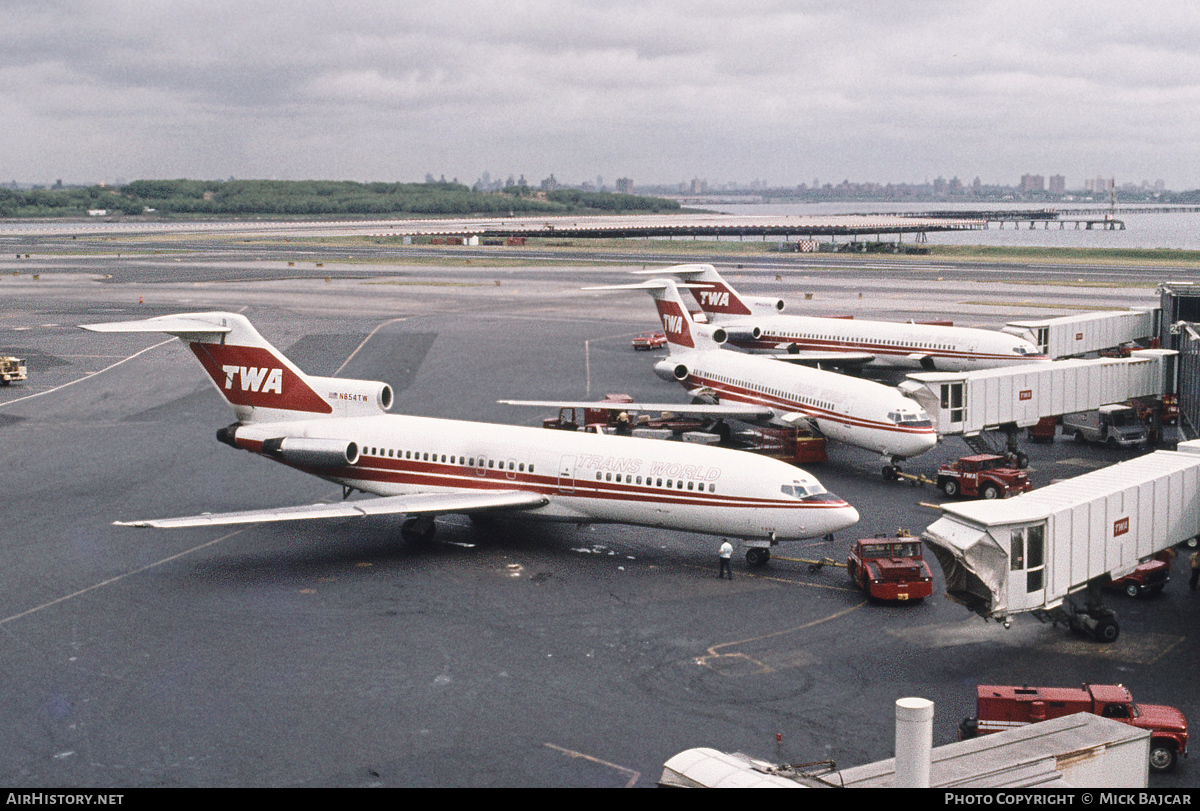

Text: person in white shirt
xmin=718 ymin=540 xmax=733 ymax=580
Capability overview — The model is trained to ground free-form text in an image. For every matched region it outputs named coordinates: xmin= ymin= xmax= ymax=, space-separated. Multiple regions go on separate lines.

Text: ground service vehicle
xmin=1106 ymin=558 xmax=1169 ymax=598
xmin=936 ymin=454 xmax=1032 ymax=499
xmin=1063 ymin=404 xmax=1147 ymax=448
xmin=631 ymin=331 xmax=667 ymax=350
xmin=959 ymin=683 xmax=1188 ymax=772
xmin=846 ymin=535 xmax=933 ymax=601
xmin=0 ymin=357 xmax=26 ymax=384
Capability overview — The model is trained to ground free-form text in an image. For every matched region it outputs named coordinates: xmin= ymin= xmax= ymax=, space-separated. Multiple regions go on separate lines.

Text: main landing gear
xmin=746 ymin=547 xmax=771 ymax=566
xmin=744 ymin=532 xmax=777 ymax=567
xmin=401 ymin=516 xmax=437 ymax=543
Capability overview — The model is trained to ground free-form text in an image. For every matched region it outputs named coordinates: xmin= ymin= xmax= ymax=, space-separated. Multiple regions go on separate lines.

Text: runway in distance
xmin=506 ymin=279 xmax=939 ymax=479
xmin=628 ymin=264 xmax=1048 ymax=371
xmin=80 ymin=312 xmax=860 ymax=557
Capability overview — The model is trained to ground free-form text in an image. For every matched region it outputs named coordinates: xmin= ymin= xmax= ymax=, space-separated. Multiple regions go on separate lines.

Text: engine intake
xmin=654 ymin=360 xmax=690 ymax=382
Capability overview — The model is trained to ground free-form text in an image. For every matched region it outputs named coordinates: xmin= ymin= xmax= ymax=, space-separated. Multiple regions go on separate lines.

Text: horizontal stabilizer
xmin=80 ymin=315 xmax=233 ymax=336
xmin=115 ymin=490 xmax=549 ymax=529
xmin=582 ymin=280 xmax=707 ymax=292
xmin=628 ymin=265 xmax=713 ymax=278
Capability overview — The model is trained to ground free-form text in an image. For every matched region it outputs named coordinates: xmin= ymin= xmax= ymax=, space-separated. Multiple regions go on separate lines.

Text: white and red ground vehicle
xmin=959 ymin=683 xmax=1188 ymax=773
xmin=1106 ymin=558 xmax=1170 ymax=598
xmin=631 ymin=331 xmax=667 ymax=350
xmin=846 ymin=535 xmax=934 ymax=601
xmin=936 ymin=454 xmax=1032 ymax=500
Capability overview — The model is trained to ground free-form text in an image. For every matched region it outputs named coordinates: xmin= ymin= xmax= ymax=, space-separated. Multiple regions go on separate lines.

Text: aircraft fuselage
xmin=230 ymin=413 xmax=860 ymax=542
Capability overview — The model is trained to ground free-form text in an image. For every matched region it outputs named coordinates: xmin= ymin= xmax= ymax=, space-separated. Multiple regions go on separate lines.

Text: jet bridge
xmin=1003 ymin=309 xmax=1158 ymax=359
xmin=899 ymin=349 xmax=1174 ymax=440
xmin=922 ymin=441 xmax=1200 ymax=642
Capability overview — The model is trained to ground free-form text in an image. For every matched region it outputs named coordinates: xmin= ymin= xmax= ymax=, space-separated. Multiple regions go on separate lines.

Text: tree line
xmin=0 ymin=179 xmax=680 ymax=218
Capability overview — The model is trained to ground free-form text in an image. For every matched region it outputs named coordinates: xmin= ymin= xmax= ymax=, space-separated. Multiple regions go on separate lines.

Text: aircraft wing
xmin=498 ymin=399 xmax=774 ymax=420
xmin=114 ymin=490 xmax=550 ymax=529
xmin=763 ymin=349 xmax=876 ymax=367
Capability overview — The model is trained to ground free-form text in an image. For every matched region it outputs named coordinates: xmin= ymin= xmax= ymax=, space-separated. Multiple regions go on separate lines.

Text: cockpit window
xmin=781 ymin=481 xmax=828 ymax=499
xmin=890 ymin=409 xmax=933 ymax=428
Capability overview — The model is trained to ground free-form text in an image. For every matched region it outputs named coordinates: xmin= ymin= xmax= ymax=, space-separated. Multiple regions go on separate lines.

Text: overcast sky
xmin=4 ymin=0 xmax=1199 ymax=190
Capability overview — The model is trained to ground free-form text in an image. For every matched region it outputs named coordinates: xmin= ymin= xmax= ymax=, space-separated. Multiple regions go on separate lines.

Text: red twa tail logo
xmin=695 ymin=282 xmax=751 ymax=315
xmin=189 ymin=343 xmax=332 ymax=414
xmin=655 ymin=300 xmax=694 ymax=348
xmin=223 ymin=365 xmax=283 ymax=394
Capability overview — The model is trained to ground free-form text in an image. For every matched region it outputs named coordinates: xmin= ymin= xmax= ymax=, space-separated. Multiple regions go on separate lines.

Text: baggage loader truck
xmin=922 ymin=441 xmax=1200 ymax=643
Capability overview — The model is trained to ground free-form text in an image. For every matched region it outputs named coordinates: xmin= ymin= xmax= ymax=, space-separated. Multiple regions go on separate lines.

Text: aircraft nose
xmin=830 ymin=502 xmax=860 ymax=533
xmin=907 ymin=431 xmax=939 ymax=457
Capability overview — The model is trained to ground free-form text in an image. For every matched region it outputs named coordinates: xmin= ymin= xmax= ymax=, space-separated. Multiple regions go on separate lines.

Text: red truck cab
xmin=846 ymin=536 xmax=934 ymax=602
xmin=960 ymin=683 xmax=1188 ymax=772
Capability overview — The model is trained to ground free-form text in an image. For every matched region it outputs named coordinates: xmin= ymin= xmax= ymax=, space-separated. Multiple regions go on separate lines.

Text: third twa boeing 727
xmin=505 ymin=279 xmax=939 ymax=479
xmin=629 ymin=264 xmax=1047 ymax=371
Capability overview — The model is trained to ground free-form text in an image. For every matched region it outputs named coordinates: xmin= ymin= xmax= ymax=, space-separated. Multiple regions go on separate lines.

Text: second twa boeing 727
xmin=505 ymin=280 xmax=939 ymax=479
xmin=629 ymin=264 xmax=1047 ymax=371
xmin=80 ymin=312 xmax=859 ymax=564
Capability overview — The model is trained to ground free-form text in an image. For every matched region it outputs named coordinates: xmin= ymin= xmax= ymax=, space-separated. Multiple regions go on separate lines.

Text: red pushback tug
xmin=959 ymin=683 xmax=1188 ymax=773
xmin=936 ymin=454 xmax=1032 ymax=500
xmin=846 ymin=535 xmax=934 ymax=601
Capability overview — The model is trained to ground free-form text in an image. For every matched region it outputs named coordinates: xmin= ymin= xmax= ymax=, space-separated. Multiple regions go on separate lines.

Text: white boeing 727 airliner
xmin=81 ymin=312 xmax=859 ymax=563
xmin=628 ymin=264 xmax=1047 ymax=371
xmin=504 ymin=279 xmax=939 ymax=479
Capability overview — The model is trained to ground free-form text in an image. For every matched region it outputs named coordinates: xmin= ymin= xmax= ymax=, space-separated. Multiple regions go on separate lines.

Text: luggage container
xmin=922 ymin=441 xmax=1200 ymax=642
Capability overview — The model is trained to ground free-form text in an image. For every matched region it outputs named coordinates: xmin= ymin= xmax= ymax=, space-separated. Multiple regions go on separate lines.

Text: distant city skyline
xmin=5 ymin=3 xmax=1199 ymax=190
xmin=6 ymin=171 xmax=1178 ymax=198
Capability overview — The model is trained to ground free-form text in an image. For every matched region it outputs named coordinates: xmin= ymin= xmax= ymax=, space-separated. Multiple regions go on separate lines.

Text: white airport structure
xmin=899 ymin=349 xmax=1175 ymax=439
xmin=921 ymin=441 xmax=1200 ymax=642
xmin=659 ymin=702 xmax=1150 ymax=788
xmin=1003 ymin=309 xmax=1159 ymax=359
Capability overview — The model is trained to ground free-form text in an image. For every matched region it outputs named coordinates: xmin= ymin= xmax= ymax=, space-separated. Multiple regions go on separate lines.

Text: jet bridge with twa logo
xmin=922 ymin=442 xmax=1200 ymax=643
xmin=898 ymin=349 xmax=1175 ymax=466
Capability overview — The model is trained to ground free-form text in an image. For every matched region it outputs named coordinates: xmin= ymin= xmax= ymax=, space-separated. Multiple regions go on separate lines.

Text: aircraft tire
xmin=746 ymin=548 xmax=770 ymax=566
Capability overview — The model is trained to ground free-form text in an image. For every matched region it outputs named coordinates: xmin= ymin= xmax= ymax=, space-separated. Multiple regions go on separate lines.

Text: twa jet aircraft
xmin=80 ymin=312 xmax=859 ymax=563
xmin=629 ymin=264 xmax=1046 ymax=371
xmin=505 ymin=280 xmax=938 ymax=479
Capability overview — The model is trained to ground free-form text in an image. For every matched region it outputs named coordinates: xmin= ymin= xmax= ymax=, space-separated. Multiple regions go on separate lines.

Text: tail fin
xmin=80 ymin=312 xmax=392 ymax=423
xmin=631 ymin=264 xmax=756 ymax=317
xmin=639 ymin=279 xmax=724 ymax=352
